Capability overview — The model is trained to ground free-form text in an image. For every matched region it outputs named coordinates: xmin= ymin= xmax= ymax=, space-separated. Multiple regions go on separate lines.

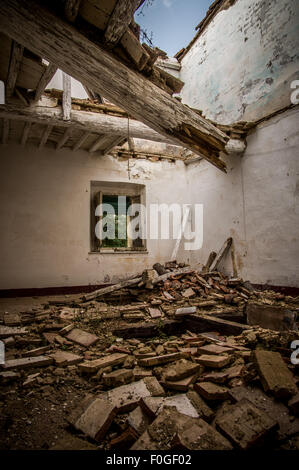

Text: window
xmin=90 ymin=181 xmax=146 ymax=253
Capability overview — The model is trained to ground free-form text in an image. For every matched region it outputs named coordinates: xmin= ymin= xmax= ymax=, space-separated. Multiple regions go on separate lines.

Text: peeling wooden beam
xmin=1 ymin=118 xmax=9 ymax=144
xmin=6 ymin=41 xmax=24 ymax=98
xmin=56 ymin=127 xmax=72 ymax=150
xmin=0 ymin=0 xmax=228 ymax=171
xmin=39 ymin=124 xmax=53 ymax=149
xmin=33 ymin=63 xmax=58 ymax=104
xmin=89 ymin=134 xmax=107 ymax=153
xmin=62 ymin=72 xmax=71 ymax=121
xmin=20 ymin=121 xmax=31 ymax=146
xmin=0 ymin=104 xmax=175 ymax=144
xmin=64 ymin=0 xmax=81 ymax=22
xmin=73 ymin=131 xmax=91 ymax=151
xmin=210 ymin=237 xmax=233 ymax=272
xmin=105 ymin=0 xmax=141 ymax=46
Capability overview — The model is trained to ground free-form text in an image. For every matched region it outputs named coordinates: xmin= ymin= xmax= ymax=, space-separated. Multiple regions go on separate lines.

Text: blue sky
xmin=135 ymin=0 xmax=214 ymax=57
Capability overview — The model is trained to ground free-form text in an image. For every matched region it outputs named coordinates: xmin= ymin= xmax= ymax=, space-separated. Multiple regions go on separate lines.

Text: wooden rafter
xmin=39 ymin=124 xmax=52 ymax=148
xmin=73 ymin=130 xmax=91 ymax=151
xmin=6 ymin=41 xmax=24 ymax=98
xmin=20 ymin=121 xmax=31 ymax=145
xmin=0 ymin=0 xmax=229 ymax=171
xmin=101 ymin=136 xmax=126 ymax=155
xmin=56 ymin=127 xmax=72 ymax=150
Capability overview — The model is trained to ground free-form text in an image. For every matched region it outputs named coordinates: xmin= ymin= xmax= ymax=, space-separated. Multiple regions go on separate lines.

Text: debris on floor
xmin=0 ymin=261 xmax=298 ymax=450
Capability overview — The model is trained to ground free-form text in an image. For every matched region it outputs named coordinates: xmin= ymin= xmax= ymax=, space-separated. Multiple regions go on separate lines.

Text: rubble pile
xmin=0 ymin=261 xmax=299 ymax=450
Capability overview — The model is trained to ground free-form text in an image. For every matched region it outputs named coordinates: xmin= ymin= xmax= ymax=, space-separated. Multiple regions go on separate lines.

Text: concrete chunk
xmin=187 ymin=390 xmax=214 ymax=422
xmin=66 ymin=328 xmax=98 ymax=347
xmin=69 ymin=395 xmax=117 ymax=441
xmin=131 ymin=408 xmax=232 ymax=450
xmin=104 ymin=379 xmax=159 ymax=413
xmin=254 ymin=350 xmax=297 ymax=399
xmin=128 ymin=406 xmax=151 ymax=435
xmin=215 ymin=398 xmax=278 ymax=449
xmin=1 ymin=355 xmax=53 ymax=370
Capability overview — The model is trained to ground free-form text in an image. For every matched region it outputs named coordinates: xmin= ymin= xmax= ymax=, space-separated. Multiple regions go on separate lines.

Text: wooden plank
xmin=1 ymin=118 xmax=9 ymax=144
xmin=89 ymin=134 xmax=107 ymax=153
xmin=6 ymin=40 xmax=24 ymax=98
xmin=0 ymin=0 xmax=229 ymax=171
xmin=56 ymin=127 xmax=72 ymax=149
xmin=33 ymin=63 xmax=58 ymax=103
xmin=39 ymin=124 xmax=53 ymax=148
xmin=81 ymin=276 xmax=142 ymax=302
xmin=20 ymin=121 xmax=31 ymax=145
xmin=105 ymin=0 xmax=140 ymax=46
xmin=62 ymin=72 xmax=71 ymax=121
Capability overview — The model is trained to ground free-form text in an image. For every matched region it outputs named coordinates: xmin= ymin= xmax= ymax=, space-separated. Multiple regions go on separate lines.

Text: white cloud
xmin=163 ymin=0 xmax=173 ymax=8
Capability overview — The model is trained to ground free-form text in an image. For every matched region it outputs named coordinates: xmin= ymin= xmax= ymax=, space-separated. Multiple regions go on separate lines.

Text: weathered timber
xmin=104 ymin=0 xmax=141 ymax=46
xmin=0 ymin=104 xmax=174 ymax=144
xmin=101 ymin=136 xmax=125 ymax=155
xmin=0 ymin=0 xmax=229 ymax=170
xmin=81 ymin=277 xmax=142 ymax=302
xmin=152 ymin=267 xmax=195 ymax=285
xmin=33 ymin=63 xmax=58 ymax=103
xmin=6 ymin=41 xmax=24 ymax=98
xmin=210 ymin=237 xmax=233 ymax=271
xmin=202 ymin=251 xmax=217 ymax=273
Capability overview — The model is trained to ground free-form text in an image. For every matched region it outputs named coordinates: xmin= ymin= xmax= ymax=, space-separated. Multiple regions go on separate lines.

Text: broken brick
xmin=194 ymin=381 xmax=229 ymax=401
xmin=79 ymin=353 xmax=128 ymax=374
xmin=196 ymin=354 xmax=231 ymax=368
xmin=254 ymin=350 xmax=297 ymax=399
xmin=138 ymin=352 xmax=183 ymax=367
xmin=66 ymin=328 xmax=98 ymax=347
xmin=163 ymin=359 xmax=201 ymax=382
xmin=50 ymin=350 xmax=83 ymax=366
xmin=1 ymin=355 xmax=53 ymax=370
xmin=102 ymin=369 xmax=133 ymax=388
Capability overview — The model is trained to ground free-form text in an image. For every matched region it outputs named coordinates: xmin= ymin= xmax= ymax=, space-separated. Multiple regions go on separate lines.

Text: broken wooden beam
xmin=210 ymin=237 xmax=233 ymax=272
xmin=56 ymin=127 xmax=72 ymax=149
xmin=73 ymin=131 xmax=91 ymax=151
xmin=39 ymin=124 xmax=53 ymax=148
xmin=6 ymin=40 xmax=24 ymax=98
xmin=184 ymin=314 xmax=250 ymax=336
xmin=104 ymin=0 xmax=141 ymax=46
xmin=0 ymin=0 xmax=229 ymax=170
xmin=113 ymin=319 xmax=184 ymax=339
xmin=33 ymin=63 xmax=58 ymax=103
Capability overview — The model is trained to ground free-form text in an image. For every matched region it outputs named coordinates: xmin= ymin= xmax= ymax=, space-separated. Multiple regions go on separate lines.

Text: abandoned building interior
xmin=0 ymin=0 xmax=298 ymax=452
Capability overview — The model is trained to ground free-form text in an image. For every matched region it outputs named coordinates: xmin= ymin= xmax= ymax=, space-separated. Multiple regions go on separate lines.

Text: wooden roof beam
xmin=6 ymin=41 xmax=24 ymax=98
xmin=0 ymin=0 xmax=229 ymax=171
xmin=39 ymin=124 xmax=53 ymax=148
xmin=33 ymin=63 xmax=58 ymax=104
xmin=20 ymin=121 xmax=31 ymax=146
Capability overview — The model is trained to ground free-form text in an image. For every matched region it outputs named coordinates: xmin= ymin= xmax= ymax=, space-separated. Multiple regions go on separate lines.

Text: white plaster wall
xmin=180 ymin=0 xmax=299 ymax=123
xmin=186 ymin=107 xmax=299 ymax=287
xmin=0 ymin=144 xmax=190 ymax=289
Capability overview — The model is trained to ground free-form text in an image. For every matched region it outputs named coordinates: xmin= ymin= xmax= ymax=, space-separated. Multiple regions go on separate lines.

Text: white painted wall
xmin=186 ymin=107 xmax=299 ymax=287
xmin=0 ymin=144 xmax=191 ymax=289
xmin=180 ymin=0 xmax=299 ymax=124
